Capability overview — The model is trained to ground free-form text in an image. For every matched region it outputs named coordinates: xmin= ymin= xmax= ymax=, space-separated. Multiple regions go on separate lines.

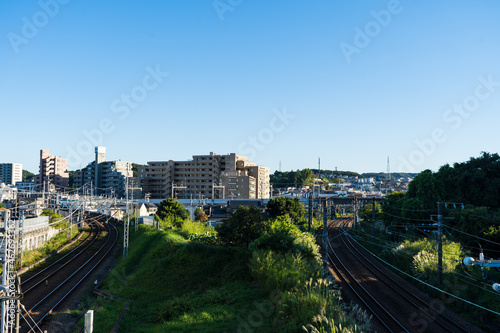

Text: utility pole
xmin=43 ymin=180 xmax=46 ymax=208
xmin=124 ymin=176 xmax=129 ymax=258
xmin=322 ymin=200 xmax=328 ymax=270
xmin=372 ymin=198 xmax=376 ymax=242
xmin=173 ymin=183 xmax=187 ymax=200
xmin=308 ymin=195 xmax=313 ymax=232
xmin=437 ymin=201 xmax=443 ymax=286
xmin=353 ymin=197 xmax=358 ymax=226
xmin=0 ymin=210 xmax=21 ymax=333
xmin=69 ymin=205 xmax=73 ymax=239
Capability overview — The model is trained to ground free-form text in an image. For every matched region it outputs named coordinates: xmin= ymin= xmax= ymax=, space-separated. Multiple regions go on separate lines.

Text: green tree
xmin=406 ymin=169 xmax=439 ymax=208
xmin=131 ymin=163 xmax=145 ymax=177
xmin=194 ymin=207 xmax=208 ymax=222
xmin=360 ymin=201 xmax=382 ymax=222
xmin=156 ymin=198 xmax=190 ymax=222
xmin=266 ymin=197 xmax=305 ymax=223
xmin=216 ymin=206 xmax=268 ymax=247
xmin=41 ymin=209 xmax=66 ymax=229
xmin=270 ymin=168 xmax=314 ymax=186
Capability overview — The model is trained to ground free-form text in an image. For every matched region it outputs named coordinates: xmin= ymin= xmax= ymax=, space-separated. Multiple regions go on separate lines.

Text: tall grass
xmin=250 ymin=249 xmax=321 ymax=291
xmin=384 ymin=237 xmax=463 ymax=285
xmin=249 ymin=249 xmax=371 ymax=332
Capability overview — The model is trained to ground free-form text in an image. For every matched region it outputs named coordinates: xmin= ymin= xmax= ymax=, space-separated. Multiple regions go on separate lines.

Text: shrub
xmin=188 ymin=232 xmax=221 ymax=246
xmin=254 ymin=217 xmax=320 ymax=260
xmin=216 ymin=206 xmax=269 ymax=247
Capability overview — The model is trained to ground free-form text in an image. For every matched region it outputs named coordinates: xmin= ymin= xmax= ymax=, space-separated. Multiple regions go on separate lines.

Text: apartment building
xmin=248 ymin=165 xmax=270 ymax=200
xmin=36 ymin=150 xmax=69 ymax=189
xmin=139 ymin=152 xmax=270 ymax=200
xmin=74 ymin=147 xmax=133 ymax=197
xmin=0 ymin=163 xmax=22 ymax=185
xmin=221 ymin=170 xmax=256 ymax=199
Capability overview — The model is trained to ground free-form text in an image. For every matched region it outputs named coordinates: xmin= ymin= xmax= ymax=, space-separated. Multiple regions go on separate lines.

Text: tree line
xmin=381 ymin=152 xmax=500 ymax=250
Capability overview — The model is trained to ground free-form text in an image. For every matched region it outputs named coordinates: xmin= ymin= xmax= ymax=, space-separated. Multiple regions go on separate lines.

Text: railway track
xmin=326 ymin=228 xmax=409 ymax=332
xmin=339 ymin=230 xmax=470 ymax=332
xmin=21 ymin=219 xmax=100 ymax=294
xmin=19 ymin=213 xmax=119 ymax=333
xmin=326 ymin=223 xmax=478 ymax=333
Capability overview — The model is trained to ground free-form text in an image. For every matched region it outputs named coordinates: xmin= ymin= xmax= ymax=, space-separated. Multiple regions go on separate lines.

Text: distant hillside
xmin=22 ymin=170 xmax=35 ymax=182
xmin=271 ymin=169 xmax=416 ymax=186
xmin=362 ymin=172 xmax=417 ymax=180
xmin=310 ymin=169 xmax=361 ymax=178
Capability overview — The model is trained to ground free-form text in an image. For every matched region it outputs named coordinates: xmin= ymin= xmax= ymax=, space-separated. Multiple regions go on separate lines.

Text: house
xmin=138 ymin=203 xmax=157 ymax=216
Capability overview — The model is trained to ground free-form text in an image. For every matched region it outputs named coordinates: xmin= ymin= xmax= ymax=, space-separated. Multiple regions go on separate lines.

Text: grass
xmin=94 ymin=226 xmax=275 ymax=332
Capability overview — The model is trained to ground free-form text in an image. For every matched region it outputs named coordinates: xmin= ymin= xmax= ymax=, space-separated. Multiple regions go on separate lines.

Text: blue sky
xmin=1 ymin=0 xmax=499 ymax=174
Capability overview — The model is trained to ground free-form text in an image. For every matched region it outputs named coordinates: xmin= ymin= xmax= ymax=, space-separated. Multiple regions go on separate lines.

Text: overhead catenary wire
xmin=345 ymin=232 xmax=500 ymax=317
xmin=346 ymin=230 xmax=500 ymax=297
xmin=443 ymin=225 xmax=500 ymax=248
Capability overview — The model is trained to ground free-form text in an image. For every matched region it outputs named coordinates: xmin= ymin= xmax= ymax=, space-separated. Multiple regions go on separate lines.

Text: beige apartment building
xmin=139 ymin=152 xmax=270 ymax=200
xmin=36 ymin=150 xmax=69 ymax=189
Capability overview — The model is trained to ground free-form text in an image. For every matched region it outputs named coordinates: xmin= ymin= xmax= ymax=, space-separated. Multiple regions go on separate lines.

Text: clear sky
xmin=1 ymin=0 xmax=499 ymax=174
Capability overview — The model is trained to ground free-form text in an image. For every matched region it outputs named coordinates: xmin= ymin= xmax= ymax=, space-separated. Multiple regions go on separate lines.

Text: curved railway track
xmin=19 ymin=213 xmax=119 ymax=333
xmin=21 ymin=219 xmax=100 ymax=294
xmin=326 ymin=223 xmax=479 ymax=333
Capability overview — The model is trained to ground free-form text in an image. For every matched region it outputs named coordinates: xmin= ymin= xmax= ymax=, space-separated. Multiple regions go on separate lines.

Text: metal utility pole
xmin=437 ymin=201 xmax=443 ymax=286
xmin=353 ymin=197 xmax=358 ymax=225
xmin=308 ymin=196 xmax=313 ymax=232
xmin=16 ymin=212 xmax=24 ymax=271
xmin=172 ymin=183 xmax=187 ymax=200
xmin=124 ymin=177 xmax=129 ymax=258
xmin=385 ymin=156 xmax=391 ymax=196
xmin=135 ymin=205 xmax=139 ymax=234
xmin=0 ymin=210 xmax=21 ymax=333
xmin=372 ymin=198 xmax=376 ymax=242
xmin=69 ymin=205 xmax=73 ymax=239
xmin=322 ymin=200 xmax=328 ymax=270
xmin=212 ymin=184 xmax=224 ymax=201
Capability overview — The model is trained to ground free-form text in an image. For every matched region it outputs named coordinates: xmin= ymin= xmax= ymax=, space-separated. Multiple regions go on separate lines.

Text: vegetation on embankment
xmin=82 ymin=197 xmax=369 ymax=332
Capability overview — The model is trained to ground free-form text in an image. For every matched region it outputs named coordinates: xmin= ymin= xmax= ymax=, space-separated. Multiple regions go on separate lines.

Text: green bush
xmin=188 ymin=232 xmax=221 ymax=246
xmin=254 ymin=217 xmax=321 ymax=260
xmin=216 ymin=206 xmax=269 ymax=247
xmin=383 ymin=237 xmax=463 ymax=284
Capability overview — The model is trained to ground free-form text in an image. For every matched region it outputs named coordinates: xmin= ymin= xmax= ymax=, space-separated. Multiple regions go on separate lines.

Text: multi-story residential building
xmin=0 ymin=163 xmax=22 ymax=185
xmin=36 ymin=150 xmax=69 ymax=189
xmin=247 ymin=165 xmax=270 ymax=200
xmin=221 ymin=170 xmax=256 ymax=199
xmin=139 ymin=152 xmax=270 ymax=200
xmin=73 ymin=147 xmax=133 ymax=198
